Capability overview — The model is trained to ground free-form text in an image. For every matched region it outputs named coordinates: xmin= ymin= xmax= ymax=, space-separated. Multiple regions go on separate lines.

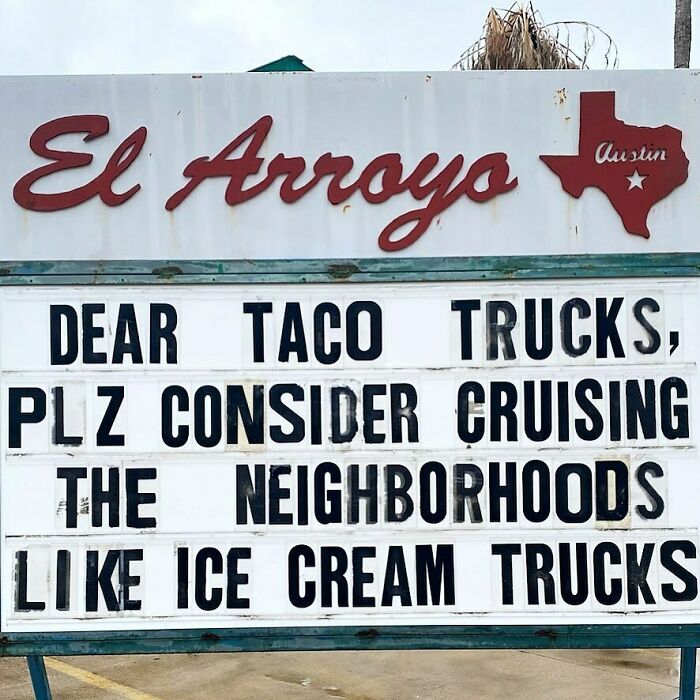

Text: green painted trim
xmin=249 ymin=55 xmax=312 ymax=72
xmin=2 ymin=625 xmax=700 ymax=656
xmin=0 ymin=253 xmax=698 ymax=285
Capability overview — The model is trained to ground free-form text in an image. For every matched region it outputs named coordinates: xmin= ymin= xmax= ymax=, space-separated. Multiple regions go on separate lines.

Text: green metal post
xmin=26 ymin=655 xmax=52 ymax=700
xmin=679 ymin=647 xmax=697 ymax=700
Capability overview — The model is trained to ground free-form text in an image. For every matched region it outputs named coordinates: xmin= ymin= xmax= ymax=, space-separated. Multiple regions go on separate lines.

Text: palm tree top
xmin=453 ymin=2 xmax=618 ymax=71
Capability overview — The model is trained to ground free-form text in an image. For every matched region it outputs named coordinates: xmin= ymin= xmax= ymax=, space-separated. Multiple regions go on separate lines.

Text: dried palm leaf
xmin=453 ymin=2 xmax=618 ymax=71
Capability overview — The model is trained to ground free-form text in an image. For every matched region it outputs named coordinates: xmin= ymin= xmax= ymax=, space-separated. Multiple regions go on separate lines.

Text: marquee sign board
xmin=2 ymin=70 xmax=700 ymax=655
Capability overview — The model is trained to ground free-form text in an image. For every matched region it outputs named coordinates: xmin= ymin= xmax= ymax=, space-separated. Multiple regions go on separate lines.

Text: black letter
xmin=595 ymin=297 xmax=625 ymax=359
xmin=457 ymin=381 xmax=485 ymax=444
xmin=125 ymin=468 xmax=157 ymax=528
xmin=636 ymin=462 xmax=665 ymax=520
xmin=346 ymin=301 xmax=382 ymax=361
xmin=82 ymin=303 xmax=107 ymax=364
xmin=633 ymin=298 xmax=661 ymax=354
xmin=486 ymin=300 xmax=516 ymax=360
xmin=313 ymin=303 xmax=341 ymax=364
xmin=525 ymin=298 xmax=553 ymax=360
xmin=561 ymin=298 xmax=591 ymax=357
xmin=660 ymin=377 xmax=689 ymax=439
xmin=491 ymin=543 xmax=521 ymax=605
xmin=112 ymin=304 xmax=143 ymax=364
xmin=56 ymin=467 xmax=87 ymax=528
xmin=243 ymin=302 xmax=272 ymax=363
xmin=150 ymin=303 xmax=177 ymax=363
xmin=50 ymin=305 xmax=78 ymax=365
xmin=451 ymin=300 xmax=480 ymax=360
xmin=289 ymin=545 xmax=315 ymax=608
xmin=525 ymin=543 xmax=555 ymax=605
xmin=195 ymin=547 xmax=223 ymax=611
xmin=161 ymin=385 xmax=189 ymax=448
xmin=8 ymin=387 xmax=46 ymax=449
xmin=96 ymin=386 xmax=125 ymax=447
xmin=660 ymin=540 xmax=697 ymax=602
xmin=278 ymin=302 xmax=308 ymax=362
xmin=15 ymin=551 xmax=45 ymax=611
xmin=416 ymin=544 xmax=455 ymax=605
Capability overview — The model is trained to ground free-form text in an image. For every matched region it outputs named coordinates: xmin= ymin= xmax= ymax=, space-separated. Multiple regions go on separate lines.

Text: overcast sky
xmin=0 ymin=1 xmax=691 ymax=74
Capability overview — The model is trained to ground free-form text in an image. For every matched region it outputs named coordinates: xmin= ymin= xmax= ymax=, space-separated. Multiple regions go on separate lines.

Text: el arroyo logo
xmin=540 ymin=91 xmax=689 ymax=238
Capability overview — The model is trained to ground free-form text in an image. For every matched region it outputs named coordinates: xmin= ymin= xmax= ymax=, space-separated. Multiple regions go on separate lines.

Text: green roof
xmin=249 ymin=55 xmax=312 ymax=72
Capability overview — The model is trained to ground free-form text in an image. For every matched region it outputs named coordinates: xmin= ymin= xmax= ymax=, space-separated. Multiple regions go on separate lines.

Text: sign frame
xmin=2 ymin=251 xmax=700 ymax=658
xmin=6 ymin=63 xmax=700 ymax=700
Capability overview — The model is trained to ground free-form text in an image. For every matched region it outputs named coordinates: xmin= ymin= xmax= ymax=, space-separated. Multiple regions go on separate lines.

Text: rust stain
xmin=328 ymin=263 xmax=359 ymax=279
xmin=152 ymin=265 xmax=183 ymax=279
xmin=356 ymin=628 xmax=379 ymax=639
xmin=555 ymin=88 xmax=567 ymax=105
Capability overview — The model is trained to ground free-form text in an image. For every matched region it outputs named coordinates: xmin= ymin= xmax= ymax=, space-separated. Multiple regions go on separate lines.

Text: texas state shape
xmin=540 ymin=91 xmax=688 ymax=238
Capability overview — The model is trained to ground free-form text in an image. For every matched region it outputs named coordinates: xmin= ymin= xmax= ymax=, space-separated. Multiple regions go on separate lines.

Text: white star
xmin=626 ymin=169 xmax=647 ymax=190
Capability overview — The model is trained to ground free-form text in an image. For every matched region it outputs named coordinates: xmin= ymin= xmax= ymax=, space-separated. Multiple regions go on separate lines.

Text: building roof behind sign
xmin=249 ymin=55 xmax=312 ymax=72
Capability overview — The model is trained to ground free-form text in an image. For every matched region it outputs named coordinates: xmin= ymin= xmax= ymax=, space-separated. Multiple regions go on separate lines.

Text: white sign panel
xmin=2 ymin=279 xmax=698 ymax=632
xmin=0 ymin=70 xmax=697 ymax=261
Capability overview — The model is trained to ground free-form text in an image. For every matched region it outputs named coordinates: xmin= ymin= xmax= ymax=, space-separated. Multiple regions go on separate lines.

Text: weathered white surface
xmin=1 ymin=279 xmax=698 ymax=632
xmin=0 ymin=70 xmax=697 ymax=261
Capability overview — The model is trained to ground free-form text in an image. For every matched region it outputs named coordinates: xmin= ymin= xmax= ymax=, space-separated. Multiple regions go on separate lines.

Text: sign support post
xmin=679 ymin=648 xmax=697 ymax=699
xmin=27 ymin=655 xmax=52 ymax=700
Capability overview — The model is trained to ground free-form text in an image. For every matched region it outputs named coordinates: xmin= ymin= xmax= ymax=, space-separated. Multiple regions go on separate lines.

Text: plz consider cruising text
xmin=1 ymin=279 xmax=698 ymax=632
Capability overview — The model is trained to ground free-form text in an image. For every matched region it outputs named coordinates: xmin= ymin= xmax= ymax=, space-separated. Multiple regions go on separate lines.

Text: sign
xmin=2 ymin=70 xmax=700 ymax=653
xmin=0 ymin=71 xmax=697 ymax=261
xmin=3 ymin=279 xmax=699 ymax=633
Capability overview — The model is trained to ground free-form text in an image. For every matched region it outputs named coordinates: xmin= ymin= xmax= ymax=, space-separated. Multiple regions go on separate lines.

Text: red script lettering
xmin=13 ymin=115 xmax=147 ymax=212
xmin=165 ymin=116 xmax=518 ymax=251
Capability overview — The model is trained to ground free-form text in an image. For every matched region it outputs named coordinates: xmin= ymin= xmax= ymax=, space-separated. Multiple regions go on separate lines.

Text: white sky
xmin=0 ymin=0 xmax=692 ymax=74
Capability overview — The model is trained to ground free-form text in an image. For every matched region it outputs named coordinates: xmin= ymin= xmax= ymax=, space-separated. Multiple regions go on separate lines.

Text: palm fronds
xmin=453 ymin=3 xmax=618 ymax=71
